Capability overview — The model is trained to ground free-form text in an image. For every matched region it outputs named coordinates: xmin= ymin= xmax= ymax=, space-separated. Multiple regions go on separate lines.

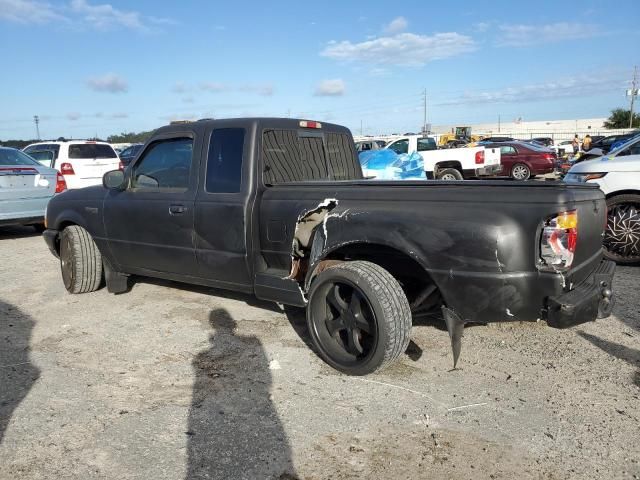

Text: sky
xmin=0 ymin=0 xmax=639 ymax=139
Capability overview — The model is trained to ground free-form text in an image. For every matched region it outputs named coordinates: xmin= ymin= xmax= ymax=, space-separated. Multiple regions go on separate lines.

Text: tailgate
xmin=483 ymin=147 xmax=501 ymax=166
xmin=71 ymin=158 xmax=120 ymax=180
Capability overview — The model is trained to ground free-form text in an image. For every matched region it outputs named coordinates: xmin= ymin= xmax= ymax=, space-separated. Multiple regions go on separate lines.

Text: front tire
xmin=60 ymin=225 xmax=103 ymax=293
xmin=603 ymin=194 xmax=640 ymax=265
xmin=306 ymin=261 xmax=412 ymax=375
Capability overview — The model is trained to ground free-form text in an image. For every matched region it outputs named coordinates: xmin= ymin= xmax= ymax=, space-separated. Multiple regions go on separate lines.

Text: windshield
xmin=609 ymin=134 xmax=640 ymax=156
xmin=0 ymin=148 xmax=41 ymax=166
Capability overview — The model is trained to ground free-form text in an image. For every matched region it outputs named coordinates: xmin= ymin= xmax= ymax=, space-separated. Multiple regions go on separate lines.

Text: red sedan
xmin=486 ymin=142 xmax=557 ymax=180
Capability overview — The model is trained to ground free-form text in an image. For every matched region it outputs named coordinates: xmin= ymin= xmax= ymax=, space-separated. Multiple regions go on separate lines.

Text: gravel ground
xmin=0 ymin=226 xmax=638 ymax=480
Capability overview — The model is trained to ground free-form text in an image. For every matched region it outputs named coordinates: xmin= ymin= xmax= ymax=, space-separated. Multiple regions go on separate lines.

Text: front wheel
xmin=306 ymin=261 xmax=412 ymax=375
xmin=603 ymin=194 xmax=640 ymax=265
xmin=60 ymin=225 xmax=103 ymax=293
xmin=511 ymin=163 xmax=531 ymax=180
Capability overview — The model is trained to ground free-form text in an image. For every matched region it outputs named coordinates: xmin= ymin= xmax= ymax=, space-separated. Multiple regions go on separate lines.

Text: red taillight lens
xmin=118 ymin=161 xmax=124 ymax=171
xmin=475 ymin=150 xmax=484 ymax=164
xmin=60 ymin=162 xmax=75 ymax=175
xmin=539 ymin=210 xmax=578 ymax=272
xmin=543 ymin=153 xmax=555 ymax=161
xmin=55 ymin=172 xmax=67 ymax=193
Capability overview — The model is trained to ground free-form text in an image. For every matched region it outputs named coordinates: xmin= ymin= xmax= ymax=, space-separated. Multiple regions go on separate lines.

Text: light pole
xmin=33 ymin=115 xmax=40 ymax=140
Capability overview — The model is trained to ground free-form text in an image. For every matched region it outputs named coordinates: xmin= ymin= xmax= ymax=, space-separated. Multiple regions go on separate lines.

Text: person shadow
xmin=186 ymin=308 xmax=297 ymax=480
xmin=0 ymin=300 xmax=40 ymax=444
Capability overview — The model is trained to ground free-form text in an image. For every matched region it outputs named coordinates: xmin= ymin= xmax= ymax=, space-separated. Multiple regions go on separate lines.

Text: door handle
xmin=169 ymin=204 xmax=187 ymax=215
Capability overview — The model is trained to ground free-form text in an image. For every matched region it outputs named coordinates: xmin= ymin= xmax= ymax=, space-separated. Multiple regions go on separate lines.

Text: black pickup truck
xmin=43 ymin=118 xmax=616 ymax=375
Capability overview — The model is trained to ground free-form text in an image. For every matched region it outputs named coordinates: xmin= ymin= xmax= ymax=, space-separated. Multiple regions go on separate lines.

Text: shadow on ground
xmin=185 ymin=308 xmax=297 ymax=479
xmin=0 ymin=226 xmax=41 ymax=241
xmin=0 ymin=300 xmax=40 ymax=444
xmin=578 ymin=332 xmax=640 ymax=388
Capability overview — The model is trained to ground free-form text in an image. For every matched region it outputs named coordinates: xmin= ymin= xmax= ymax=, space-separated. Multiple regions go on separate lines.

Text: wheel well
xmin=435 ymin=161 xmax=462 ymax=172
xmin=317 ymin=243 xmax=443 ymax=312
xmin=606 ymin=189 xmax=640 ymax=199
xmin=52 ymin=221 xmax=76 ymax=254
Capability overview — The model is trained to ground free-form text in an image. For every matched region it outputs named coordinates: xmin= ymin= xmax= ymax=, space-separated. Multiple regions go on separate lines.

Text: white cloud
xmin=473 ymin=21 xmax=491 ymax=32
xmin=314 ymin=79 xmax=345 ymax=97
xmin=70 ymin=0 xmax=171 ymax=31
xmin=66 ymin=112 xmax=81 ymax=121
xmin=182 ymin=96 xmax=195 ymax=104
xmin=110 ymin=112 xmax=128 ymax=119
xmin=436 ymin=73 xmax=626 ymax=106
xmin=200 ymin=82 xmax=228 ymax=92
xmin=86 ymin=73 xmax=128 ymax=93
xmin=383 ymin=16 xmax=407 ymax=34
xmin=172 ymin=81 xmax=189 ymax=93
xmin=496 ymin=22 xmax=597 ymax=47
xmin=239 ymin=84 xmax=274 ymax=96
xmin=321 ymin=32 xmax=476 ymax=66
xmin=0 ymin=0 xmax=67 ymax=24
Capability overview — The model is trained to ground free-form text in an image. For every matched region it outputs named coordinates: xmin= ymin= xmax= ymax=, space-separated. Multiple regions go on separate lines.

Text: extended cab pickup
xmin=385 ymin=135 xmax=502 ymax=180
xmin=43 ymin=118 xmax=616 ymax=375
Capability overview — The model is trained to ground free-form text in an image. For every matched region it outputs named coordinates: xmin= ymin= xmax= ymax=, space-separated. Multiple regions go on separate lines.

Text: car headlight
xmin=564 ymin=172 xmax=607 ymax=183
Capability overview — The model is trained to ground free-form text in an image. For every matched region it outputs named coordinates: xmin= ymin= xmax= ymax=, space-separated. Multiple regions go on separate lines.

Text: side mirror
xmin=103 ymin=169 xmax=126 ymax=190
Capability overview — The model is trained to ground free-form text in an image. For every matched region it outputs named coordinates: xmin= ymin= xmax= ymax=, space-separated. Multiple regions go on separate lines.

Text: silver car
xmin=0 ymin=147 xmax=65 ymax=231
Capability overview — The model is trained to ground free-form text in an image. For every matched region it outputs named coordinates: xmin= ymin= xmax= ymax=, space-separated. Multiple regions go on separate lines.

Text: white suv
xmin=23 ymin=140 xmax=120 ymax=189
xmin=565 ymin=134 xmax=640 ymax=264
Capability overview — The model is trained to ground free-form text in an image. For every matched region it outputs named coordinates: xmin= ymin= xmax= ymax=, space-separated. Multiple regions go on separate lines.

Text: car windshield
xmin=0 ymin=148 xmax=41 ymax=166
xmin=524 ymin=142 xmax=552 ymax=152
xmin=609 ymin=134 xmax=640 ymax=155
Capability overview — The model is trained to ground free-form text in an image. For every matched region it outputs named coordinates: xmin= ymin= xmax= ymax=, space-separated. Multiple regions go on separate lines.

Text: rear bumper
xmin=43 ymin=228 xmax=60 ymax=258
xmin=545 ymin=260 xmax=615 ymax=328
xmin=462 ymin=163 xmax=502 ymax=178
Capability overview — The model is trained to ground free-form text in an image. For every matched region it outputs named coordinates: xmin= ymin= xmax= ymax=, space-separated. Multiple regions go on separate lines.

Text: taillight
xmin=475 ymin=150 xmax=484 ymax=164
xmin=55 ymin=172 xmax=67 ymax=193
xmin=539 ymin=210 xmax=578 ymax=272
xmin=543 ymin=153 xmax=555 ymax=161
xmin=118 ymin=161 xmax=125 ymax=171
xmin=60 ymin=162 xmax=75 ymax=175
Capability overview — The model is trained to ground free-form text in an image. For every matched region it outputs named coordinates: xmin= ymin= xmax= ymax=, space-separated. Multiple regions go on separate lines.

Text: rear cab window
xmin=206 ymin=128 xmax=245 ymax=193
xmin=417 ymin=137 xmax=436 ymax=151
xmin=68 ymin=143 xmax=117 ymax=159
xmin=262 ymin=128 xmax=360 ymax=184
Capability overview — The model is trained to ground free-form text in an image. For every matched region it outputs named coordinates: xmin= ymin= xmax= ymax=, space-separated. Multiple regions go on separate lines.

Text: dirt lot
xmin=1 ymin=226 xmax=638 ymax=480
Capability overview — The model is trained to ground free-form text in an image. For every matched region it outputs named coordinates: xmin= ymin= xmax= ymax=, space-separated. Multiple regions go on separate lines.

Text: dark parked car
xmin=485 ymin=141 xmax=557 ymax=180
xmin=528 ymin=137 xmax=554 ymax=147
xmin=118 ymin=143 xmax=144 ymax=167
xmin=589 ymin=132 xmax=639 ymax=155
xmin=42 ymin=118 xmax=615 ymax=375
xmin=478 ymin=136 xmax=514 ymax=144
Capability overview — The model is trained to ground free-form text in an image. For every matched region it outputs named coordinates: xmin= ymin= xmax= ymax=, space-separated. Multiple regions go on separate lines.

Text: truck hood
xmin=569 ymin=154 xmax=640 ymax=173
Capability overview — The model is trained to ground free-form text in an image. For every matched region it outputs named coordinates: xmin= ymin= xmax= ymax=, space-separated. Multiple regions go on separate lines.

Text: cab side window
xmin=132 ymin=138 xmax=193 ymax=192
xmin=206 ymin=128 xmax=245 ymax=193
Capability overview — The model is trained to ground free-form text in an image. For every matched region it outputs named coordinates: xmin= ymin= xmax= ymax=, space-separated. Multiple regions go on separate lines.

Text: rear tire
xmin=511 ymin=163 xmax=531 ymax=180
xmin=436 ymin=168 xmax=463 ymax=181
xmin=60 ymin=225 xmax=103 ymax=293
xmin=306 ymin=261 xmax=412 ymax=375
xmin=603 ymin=194 xmax=640 ymax=265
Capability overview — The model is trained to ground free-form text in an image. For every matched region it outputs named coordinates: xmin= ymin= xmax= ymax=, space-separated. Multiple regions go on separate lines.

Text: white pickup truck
xmin=385 ymin=136 xmax=502 ymax=180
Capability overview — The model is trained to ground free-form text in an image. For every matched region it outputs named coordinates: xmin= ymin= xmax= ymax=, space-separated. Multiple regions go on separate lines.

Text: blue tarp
xmin=359 ymin=150 xmax=425 ymax=180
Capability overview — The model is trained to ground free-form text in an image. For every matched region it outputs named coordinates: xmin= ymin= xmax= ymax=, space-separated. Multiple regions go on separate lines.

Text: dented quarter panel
xmin=259 ymin=180 xmax=606 ymax=323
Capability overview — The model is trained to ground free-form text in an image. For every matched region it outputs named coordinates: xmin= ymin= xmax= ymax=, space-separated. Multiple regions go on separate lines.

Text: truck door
xmin=194 ymin=127 xmax=252 ymax=288
xmin=103 ymin=133 xmax=199 ymax=275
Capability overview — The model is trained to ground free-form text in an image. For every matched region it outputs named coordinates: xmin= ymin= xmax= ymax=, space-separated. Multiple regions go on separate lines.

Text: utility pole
xmin=33 ymin=115 xmax=40 ymax=140
xmin=498 ymin=114 xmax=501 ymax=133
xmin=628 ymin=66 xmax=638 ymax=128
xmin=360 ymin=119 xmax=363 ymax=136
xmin=422 ymin=88 xmax=427 ymax=133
